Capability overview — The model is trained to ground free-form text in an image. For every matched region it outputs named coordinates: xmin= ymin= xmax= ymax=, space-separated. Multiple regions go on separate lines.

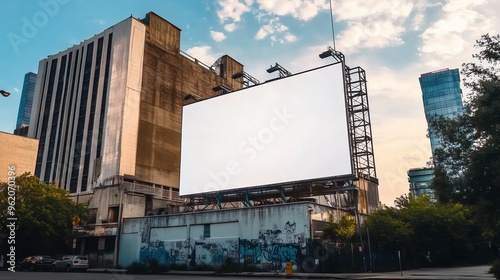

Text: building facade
xmin=28 ymin=12 xmax=244 ymax=267
xmin=408 ymin=167 xmax=434 ymax=199
xmin=29 ymin=12 xmax=243 ymax=195
xmin=0 ymin=132 xmax=38 ymax=182
xmin=14 ymin=72 xmax=37 ymax=136
xmin=419 ymin=68 xmax=464 ymax=153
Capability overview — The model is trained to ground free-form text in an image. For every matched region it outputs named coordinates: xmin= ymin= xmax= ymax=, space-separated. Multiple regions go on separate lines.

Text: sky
xmin=0 ymin=0 xmax=498 ymax=206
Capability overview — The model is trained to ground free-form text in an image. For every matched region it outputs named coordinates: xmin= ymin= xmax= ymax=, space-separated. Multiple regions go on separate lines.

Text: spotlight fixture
xmin=0 ymin=90 xmax=11 ymax=97
xmin=266 ymin=63 xmax=292 ymax=78
xmin=212 ymin=84 xmax=232 ymax=94
xmin=231 ymin=71 xmax=260 ymax=87
xmin=183 ymin=93 xmax=203 ymax=102
xmin=318 ymin=46 xmax=345 ymax=63
xmin=319 ymin=50 xmax=332 ymax=59
xmin=231 ymin=72 xmax=244 ymax=79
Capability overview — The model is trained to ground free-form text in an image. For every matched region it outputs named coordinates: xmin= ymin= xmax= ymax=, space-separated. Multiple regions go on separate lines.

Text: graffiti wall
xmin=195 ymin=238 xmax=238 ymax=267
xmin=239 ymin=221 xmax=307 ymax=271
xmin=139 ymin=239 xmax=190 ymax=265
xmin=119 ymin=202 xmax=335 ymax=271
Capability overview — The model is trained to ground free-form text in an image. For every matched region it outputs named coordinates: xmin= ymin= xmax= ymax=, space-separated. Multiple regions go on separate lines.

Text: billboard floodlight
xmin=212 ymin=84 xmax=232 ymax=94
xmin=0 ymin=90 xmax=10 ymax=97
xmin=183 ymin=93 xmax=203 ymax=102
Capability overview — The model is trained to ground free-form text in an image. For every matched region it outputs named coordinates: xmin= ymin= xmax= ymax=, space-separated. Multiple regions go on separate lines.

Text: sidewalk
xmin=88 ymin=265 xmax=496 ymax=279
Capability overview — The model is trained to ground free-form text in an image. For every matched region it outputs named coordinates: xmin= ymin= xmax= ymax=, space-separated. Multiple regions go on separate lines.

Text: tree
xmin=366 ymin=195 xmax=483 ymax=267
xmin=323 ymin=214 xmax=357 ymax=244
xmin=429 ymin=34 xmax=500 ymax=247
xmin=0 ymin=173 xmax=87 ymax=257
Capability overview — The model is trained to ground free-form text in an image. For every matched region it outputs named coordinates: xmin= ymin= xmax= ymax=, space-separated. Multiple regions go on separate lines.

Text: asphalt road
xmin=0 ymin=265 xmax=495 ymax=280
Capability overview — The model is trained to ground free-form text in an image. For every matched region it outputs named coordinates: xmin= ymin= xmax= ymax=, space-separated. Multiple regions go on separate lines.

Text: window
xmin=204 ymin=224 xmax=210 ymax=238
xmin=108 ymin=206 xmax=119 ymax=223
xmin=87 ymin=208 xmax=97 ymax=224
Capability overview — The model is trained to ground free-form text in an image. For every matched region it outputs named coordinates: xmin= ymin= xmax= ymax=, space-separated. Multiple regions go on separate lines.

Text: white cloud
xmin=337 ymin=21 xmax=405 ymax=51
xmin=333 ymin=0 xmax=416 ymax=21
xmin=411 ymin=12 xmax=425 ymax=31
xmin=284 ymin=34 xmax=297 ymax=43
xmin=224 ymin=23 xmax=237 ymax=32
xmin=418 ymin=0 xmax=497 ymax=68
xmin=217 ymin=0 xmax=251 ymax=22
xmin=185 ymin=46 xmax=219 ymax=66
xmin=254 ymin=17 xmax=295 ymax=44
xmin=255 ymin=0 xmax=329 ymax=21
xmin=331 ymin=0 xmax=421 ymax=52
xmin=216 ymin=0 xmax=326 ymax=44
xmin=210 ymin=30 xmax=227 ymax=42
xmin=255 ymin=24 xmax=274 ymax=40
xmin=255 ymin=27 xmax=268 ymax=40
xmin=13 ymin=88 xmax=19 ymax=93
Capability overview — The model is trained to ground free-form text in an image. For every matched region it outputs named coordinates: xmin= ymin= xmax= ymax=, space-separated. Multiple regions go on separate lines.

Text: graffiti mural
xmin=239 ymin=221 xmax=306 ymax=271
xmin=195 ymin=238 xmax=238 ymax=267
xmin=139 ymin=239 xmax=190 ymax=266
xmin=126 ymin=215 xmax=309 ymax=272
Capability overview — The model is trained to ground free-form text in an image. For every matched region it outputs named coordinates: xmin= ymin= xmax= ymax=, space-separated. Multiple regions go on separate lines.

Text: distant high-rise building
xmin=14 ymin=72 xmax=37 ymax=136
xmin=408 ymin=167 xmax=434 ymax=200
xmin=419 ymin=68 xmax=464 ymax=154
xmin=411 ymin=69 xmax=463 ymax=199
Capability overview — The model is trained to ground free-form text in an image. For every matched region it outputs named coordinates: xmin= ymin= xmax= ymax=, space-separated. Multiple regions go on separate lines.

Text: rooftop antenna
xmin=329 ymin=0 xmax=336 ymax=50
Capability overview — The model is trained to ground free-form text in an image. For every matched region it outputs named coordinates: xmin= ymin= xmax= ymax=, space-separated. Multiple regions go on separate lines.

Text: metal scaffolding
xmin=346 ymin=66 xmax=377 ymax=178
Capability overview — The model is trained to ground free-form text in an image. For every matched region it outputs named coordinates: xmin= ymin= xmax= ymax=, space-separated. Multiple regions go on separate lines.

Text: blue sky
xmin=1 ymin=0 xmax=498 ymax=206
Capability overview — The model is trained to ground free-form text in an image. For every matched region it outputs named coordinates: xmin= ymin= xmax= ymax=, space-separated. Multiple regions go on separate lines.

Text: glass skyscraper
xmin=419 ymin=68 xmax=464 ymax=154
xmin=408 ymin=167 xmax=435 ymax=200
xmin=14 ymin=72 xmax=37 ymax=136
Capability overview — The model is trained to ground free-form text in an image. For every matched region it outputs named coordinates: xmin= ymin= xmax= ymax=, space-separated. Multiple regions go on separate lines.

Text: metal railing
xmin=122 ymin=181 xmax=184 ymax=202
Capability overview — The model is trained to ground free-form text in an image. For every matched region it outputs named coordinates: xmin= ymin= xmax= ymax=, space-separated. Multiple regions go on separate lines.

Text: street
xmin=0 ymin=265 xmax=495 ymax=280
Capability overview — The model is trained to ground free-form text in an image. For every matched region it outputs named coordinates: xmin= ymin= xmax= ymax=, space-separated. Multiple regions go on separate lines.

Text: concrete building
xmin=0 ymin=131 xmax=38 ymax=182
xmin=408 ymin=167 xmax=435 ymax=199
xmin=28 ymin=12 xmax=244 ymax=267
xmin=14 ymin=72 xmax=37 ymax=137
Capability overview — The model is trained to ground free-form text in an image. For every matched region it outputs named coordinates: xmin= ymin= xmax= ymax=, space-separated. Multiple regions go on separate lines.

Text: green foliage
xmin=323 ymin=214 xmax=357 ymax=244
xmin=366 ymin=194 xmax=483 ymax=266
xmin=490 ymin=259 xmax=500 ymax=280
xmin=429 ymin=34 xmax=500 ymax=247
xmin=0 ymin=173 xmax=87 ymax=257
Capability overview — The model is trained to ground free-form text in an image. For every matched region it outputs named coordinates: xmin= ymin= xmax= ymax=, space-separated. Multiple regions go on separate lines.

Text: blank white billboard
xmin=180 ymin=63 xmax=353 ymax=196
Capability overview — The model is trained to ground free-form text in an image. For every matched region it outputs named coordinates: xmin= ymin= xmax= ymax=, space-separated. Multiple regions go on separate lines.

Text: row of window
xmin=35 ymin=33 xmax=113 ymax=193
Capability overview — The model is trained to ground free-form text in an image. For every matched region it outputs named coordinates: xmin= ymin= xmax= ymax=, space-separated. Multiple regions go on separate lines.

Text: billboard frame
xmin=180 ymin=48 xmax=377 ymax=208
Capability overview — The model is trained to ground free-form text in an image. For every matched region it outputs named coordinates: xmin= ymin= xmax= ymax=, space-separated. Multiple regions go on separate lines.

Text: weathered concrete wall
xmin=119 ymin=202 xmax=335 ymax=271
xmin=135 ymin=12 xmax=244 ymax=189
xmin=0 ymin=132 xmax=38 ymax=182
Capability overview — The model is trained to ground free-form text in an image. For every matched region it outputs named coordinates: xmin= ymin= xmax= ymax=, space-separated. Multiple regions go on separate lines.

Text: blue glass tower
xmin=14 ymin=72 xmax=37 ymax=136
xmin=408 ymin=167 xmax=435 ymax=199
xmin=419 ymin=68 xmax=464 ymax=154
